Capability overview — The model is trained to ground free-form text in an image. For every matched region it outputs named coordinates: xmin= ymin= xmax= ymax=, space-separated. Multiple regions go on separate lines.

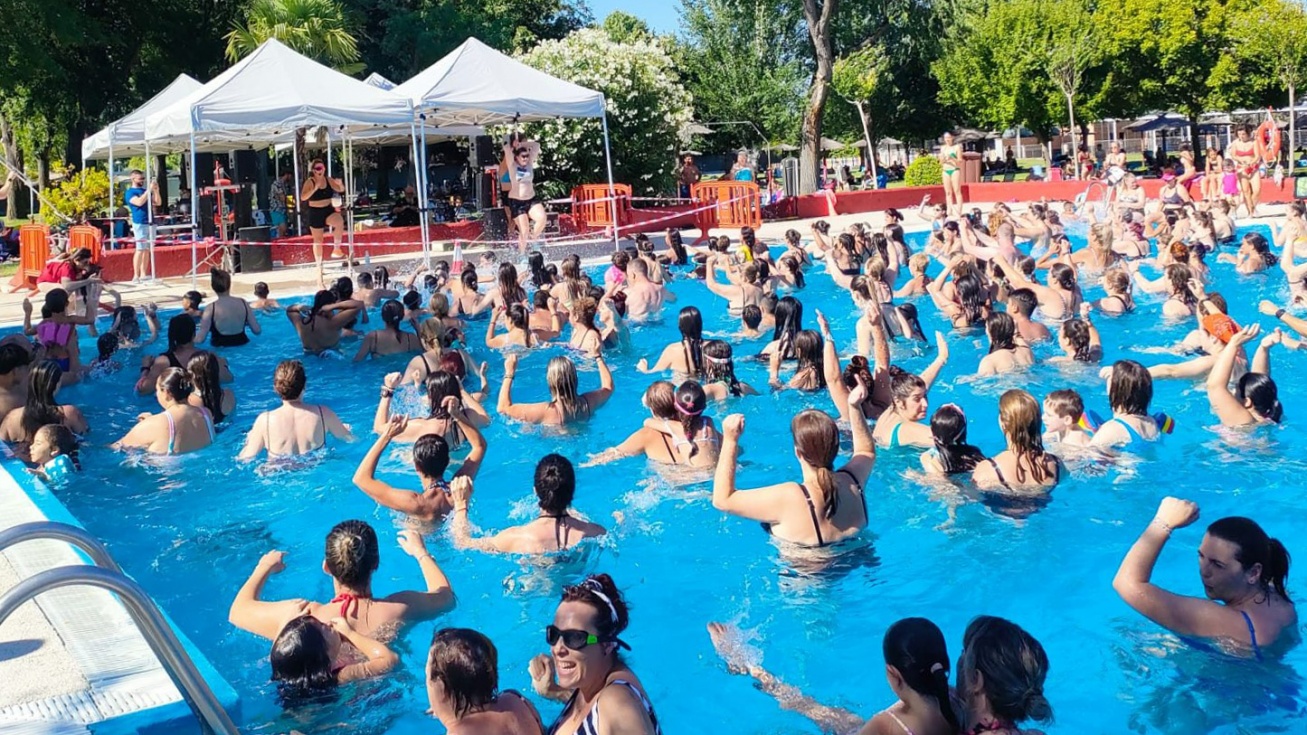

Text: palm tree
xmin=225 ymin=0 xmax=363 ymax=74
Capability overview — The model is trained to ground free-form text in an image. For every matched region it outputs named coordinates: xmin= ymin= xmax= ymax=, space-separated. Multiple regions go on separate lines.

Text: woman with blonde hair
xmin=971 ymin=389 xmax=1062 ymax=492
xmin=497 ymin=353 xmax=613 ymax=426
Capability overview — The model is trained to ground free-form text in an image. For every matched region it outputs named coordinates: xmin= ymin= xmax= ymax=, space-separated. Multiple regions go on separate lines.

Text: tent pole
xmin=145 ymin=139 xmax=156 ymax=281
xmin=292 ymin=138 xmax=302 ymax=242
xmin=107 ymin=131 xmax=115 ymax=229
xmin=190 ymin=132 xmax=199 ymax=290
xmin=601 ymin=106 xmax=619 ymax=251
xmin=419 ymin=116 xmax=430 ymax=267
xmin=408 ymin=120 xmax=426 ymax=266
xmin=325 ymin=131 xmax=332 ymax=178
xmin=344 ymin=130 xmax=355 ymax=278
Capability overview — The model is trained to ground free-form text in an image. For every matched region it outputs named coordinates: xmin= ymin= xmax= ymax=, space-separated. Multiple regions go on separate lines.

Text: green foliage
xmin=832 ymin=46 xmax=886 ymax=105
xmin=42 ymin=168 xmax=110 ymax=223
xmin=600 ymin=11 xmax=652 ymax=44
xmin=1219 ymin=0 xmax=1307 ymax=107
xmin=226 ymin=0 xmax=363 ymax=74
xmin=519 ymin=29 xmax=692 ymax=197
xmin=903 ymin=155 xmax=942 ymax=186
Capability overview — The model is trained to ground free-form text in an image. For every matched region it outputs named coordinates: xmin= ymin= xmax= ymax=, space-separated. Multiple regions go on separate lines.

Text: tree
xmin=1225 ymin=0 xmax=1307 ymax=160
xmin=601 ymin=11 xmax=652 ymax=44
xmin=831 ymin=46 xmax=885 ymax=176
xmin=225 ymin=0 xmax=363 ymax=73
xmin=799 ymin=0 xmax=839 ymax=194
xmin=519 ymin=29 xmax=692 ymax=197
xmin=674 ymin=0 xmax=807 ymax=153
xmin=1044 ymin=0 xmax=1099 ymax=158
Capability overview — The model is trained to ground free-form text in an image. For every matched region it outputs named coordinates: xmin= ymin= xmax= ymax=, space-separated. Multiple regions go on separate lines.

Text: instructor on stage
xmin=502 ymin=132 xmax=545 ymax=254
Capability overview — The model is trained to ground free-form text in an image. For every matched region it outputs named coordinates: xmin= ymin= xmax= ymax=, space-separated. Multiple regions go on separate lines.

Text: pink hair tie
xmin=674 ymin=401 xmax=703 ymax=416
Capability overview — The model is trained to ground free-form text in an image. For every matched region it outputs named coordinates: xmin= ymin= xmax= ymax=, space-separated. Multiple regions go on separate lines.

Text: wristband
xmin=1149 ymin=519 xmax=1173 ymax=534
xmin=503 ymin=374 xmax=516 ymax=380
xmin=1276 ymin=308 xmax=1286 ymax=320
xmin=381 ymin=389 xmax=394 ymax=398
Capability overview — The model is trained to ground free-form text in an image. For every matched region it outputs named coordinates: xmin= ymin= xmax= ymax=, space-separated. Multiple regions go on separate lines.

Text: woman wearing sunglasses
xmin=300 ymin=157 xmax=346 ymax=288
xmin=529 ymin=574 xmax=662 ymax=735
xmin=501 ymin=132 xmax=546 ymax=254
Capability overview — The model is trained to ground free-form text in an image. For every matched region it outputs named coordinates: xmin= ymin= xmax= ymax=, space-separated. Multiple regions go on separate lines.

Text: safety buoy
xmin=1255 ymin=120 xmax=1281 ymax=164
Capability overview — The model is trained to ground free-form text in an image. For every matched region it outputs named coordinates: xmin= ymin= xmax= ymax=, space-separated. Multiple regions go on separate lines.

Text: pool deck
xmin=0 ymin=200 xmax=1287 ymax=329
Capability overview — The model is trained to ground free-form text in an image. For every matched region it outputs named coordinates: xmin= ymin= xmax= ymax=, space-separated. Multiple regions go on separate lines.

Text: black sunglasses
xmin=545 ymin=625 xmax=630 ymax=652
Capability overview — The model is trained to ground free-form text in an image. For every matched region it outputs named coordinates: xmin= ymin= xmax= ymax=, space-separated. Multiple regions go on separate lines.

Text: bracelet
xmin=381 ymin=389 xmax=394 ymax=398
xmin=454 ymin=506 xmax=469 ymax=514
xmin=1276 ymin=308 xmax=1286 ymax=320
xmin=1149 ymin=519 xmax=1173 ymax=534
xmin=503 ymin=374 xmax=516 ymax=380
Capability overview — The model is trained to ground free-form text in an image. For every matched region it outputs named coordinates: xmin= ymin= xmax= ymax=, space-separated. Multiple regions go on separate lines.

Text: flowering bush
xmin=903 ymin=155 xmax=943 ymax=187
xmin=518 ymin=28 xmax=693 ymax=197
xmin=42 ymin=167 xmax=110 ymax=223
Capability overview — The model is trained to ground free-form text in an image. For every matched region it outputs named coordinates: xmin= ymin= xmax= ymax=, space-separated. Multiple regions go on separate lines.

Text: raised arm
xmin=842 ymin=383 xmax=876 ymax=485
xmin=581 ymin=355 xmax=614 ymax=410
xmin=711 ymin=415 xmax=784 ymax=523
xmin=352 ymin=415 xmax=436 ymax=517
xmin=816 ymin=310 xmax=847 ymax=418
xmin=919 ymin=332 xmax=950 ymax=389
xmin=372 ymin=372 xmax=400 ymax=434
xmin=449 ymin=400 xmax=487 ymax=480
xmin=382 ymin=529 xmax=454 ymax=617
xmin=227 ymin=551 xmax=309 ymax=641
xmin=1205 ymin=324 xmax=1257 ymax=425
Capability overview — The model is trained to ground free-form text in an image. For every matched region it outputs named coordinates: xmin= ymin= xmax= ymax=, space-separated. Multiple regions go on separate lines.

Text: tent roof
xmin=145 ymin=39 xmax=414 ymax=149
xmin=82 ymin=74 xmax=204 ymax=161
xmin=363 ymin=72 xmax=396 ymax=90
xmin=394 ymin=37 xmax=605 ymax=125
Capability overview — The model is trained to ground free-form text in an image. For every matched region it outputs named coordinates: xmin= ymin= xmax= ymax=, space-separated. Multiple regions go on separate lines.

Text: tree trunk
xmin=856 ymin=101 xmax=877 ymax=185
xmin=1065 ymin=92 xmax=1078 ymax=178
xmin=798 ymin=0 xmax=838 ymax=195
xmin=37 ymin=148 xmax=50 ymax=191
xmin=0 ymin=111 xmax=22 ymax=182
xmin=1290 ymin=83 xmax=1296 ymax=171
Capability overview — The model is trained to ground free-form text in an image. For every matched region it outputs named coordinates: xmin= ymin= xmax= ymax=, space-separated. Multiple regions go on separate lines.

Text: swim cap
xmin=1201 ymin=314 xmax=1239 ymax=344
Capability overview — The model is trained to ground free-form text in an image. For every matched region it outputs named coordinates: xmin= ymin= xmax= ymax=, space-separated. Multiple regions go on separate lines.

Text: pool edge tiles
xmin=0 ymin=453 xmax=242 ymax=734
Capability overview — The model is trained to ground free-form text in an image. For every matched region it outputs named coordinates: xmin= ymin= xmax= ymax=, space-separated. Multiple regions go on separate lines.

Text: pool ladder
xmin=0 ymin=522 xmax=240 ymax=735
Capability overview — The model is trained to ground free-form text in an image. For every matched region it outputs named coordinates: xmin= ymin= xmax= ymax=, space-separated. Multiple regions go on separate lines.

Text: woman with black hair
xmin=769 ymin=330 xmax=826 ymax=392
xmin=700 ymin=341 xmax=758 ymax=400
xmin=1115 ymin=496 xmax=1296 ymax=659
xmin=354 ymin=412 xmax=486 ymax=520
xmin=637 ymin=306 xmax=705 ymax=377
xmin=186 ymin=351 xmax=234 ymax=424
xmin=0 ymin=360 xmax=88 ymax=450
xmin=1091 ymin=360 xmax=1164 ymax=450
xmin=1206 ymin=323 xmax=1285 ymax=427
xmin=426 ymin=628 xmax=545 ymax=734
xmin=269 ymin=611 xmax=397 ymax=699
xmin=976 ymin=312 xmax=1034 ymax=376
xmin=928 ymin=256 xmax=991 ymax=329
xmin=486 ymin=303 xmax=557 ymax=348
xmin=759 ymin=295 xmax=803 ymax=359
xmin=374 ymin=368 xmax=490 ymax=442
xmin=449 ymin=453 xmax=607 ymax=553
xmin=502 ymin=133 xmax=546 ymax=254
xmin=114 ymin=368 xmax=214 ymax=454
xmin=353 ymin=299 xmax=422 ymax=361
xmin=528 ymin=574 xmax=661 ymax=735
xmin=287 ymin=290 xmax=364 ymax=356
xmin=921 ymin=403 xmax=987 ymax=476
xmin=635 ymin=380 xmax=721 ymax=468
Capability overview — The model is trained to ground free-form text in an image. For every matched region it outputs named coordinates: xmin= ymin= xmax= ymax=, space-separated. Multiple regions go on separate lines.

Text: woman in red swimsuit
xmin=1230 ymin=126 xmax=1261 ymax=216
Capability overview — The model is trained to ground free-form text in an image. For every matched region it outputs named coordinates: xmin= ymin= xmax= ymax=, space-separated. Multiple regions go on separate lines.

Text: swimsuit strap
xmin=986 ymin=458 xmax=1013 ymax=491
xmin=797 ymin=483 xmax=825 ymax=547
xmin=836 ymin=468 xmax=867 ymax=523
xmin=889 ymin=422 xmax=904 ymax=448
xmin=884 ymin=709 xmax=916 ymax=735
xmin=317 ymin=405 xmax=328 ymax=447
xmin=165 ymin=409 xmax=176 ymax=454
xmin=330 ymin=592 xmax=363 ymax=618
xmin=1240 ymin=610 xmax=1264 ymax=661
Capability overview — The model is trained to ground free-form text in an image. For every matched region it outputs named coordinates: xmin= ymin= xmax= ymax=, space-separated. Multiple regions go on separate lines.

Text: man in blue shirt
xmin=729 ymin=151 xmax=755 ymax=182
xmin=124 ymin=169 xmax=160 ymax=282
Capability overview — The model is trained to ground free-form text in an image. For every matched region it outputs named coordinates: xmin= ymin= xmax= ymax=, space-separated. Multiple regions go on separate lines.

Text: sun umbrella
xmin=763 ymin=142 xmax=799 ymax=152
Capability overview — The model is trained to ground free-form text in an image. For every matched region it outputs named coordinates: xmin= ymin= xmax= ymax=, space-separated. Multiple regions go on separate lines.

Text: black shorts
xmin=307 ymin=205 xmax=333 ymax=230
xmin=507 ymin=197 xmax=538 ymax=218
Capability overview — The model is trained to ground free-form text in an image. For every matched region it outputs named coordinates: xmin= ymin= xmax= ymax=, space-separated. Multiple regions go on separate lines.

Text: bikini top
xmin=761 ymin=469 xmax=867 ymax=548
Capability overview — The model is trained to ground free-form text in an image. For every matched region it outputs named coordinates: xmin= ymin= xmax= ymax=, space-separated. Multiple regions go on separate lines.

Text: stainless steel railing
xmin=0 ymin=522 xmax=239 ymax=735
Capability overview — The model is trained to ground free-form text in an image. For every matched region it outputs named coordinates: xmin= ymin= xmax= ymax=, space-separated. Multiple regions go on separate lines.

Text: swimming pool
xmin=33 ymin=224 xmax=1307 ymax=734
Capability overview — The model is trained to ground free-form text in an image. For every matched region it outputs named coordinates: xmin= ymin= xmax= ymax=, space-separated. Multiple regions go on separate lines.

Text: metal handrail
xmin=0 ymin=529 xmax=239 ymax=735
xmin=0 ymin=521 xmax=123 ymax=573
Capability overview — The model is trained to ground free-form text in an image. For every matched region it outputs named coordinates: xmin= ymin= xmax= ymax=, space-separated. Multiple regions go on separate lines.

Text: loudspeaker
xmin=198 ymin=195 xmax=216 ymax=238
xmin=237 ymin=226 xmax=272 ymax=273
xmin=474 ymin=136 xmax=497 ymax=166
xmin=233 ymin=185 xmax=254 ymax=230
xmin=233 ymin=150 xmax=258 ymax=184
xmin=478 ymin=171 xmax=497 ymax=209
xmin=196 ymin=154 xmax=216 ymax=187
xmin=483 ymin=207 xmax=509 ymax=242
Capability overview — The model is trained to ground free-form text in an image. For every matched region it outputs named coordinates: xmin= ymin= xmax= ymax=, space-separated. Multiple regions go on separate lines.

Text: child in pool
xmin=28 ymin=424 xmax=79 ymax=486
xmin=1042 ymin=389 xmax=1093 ymax=447
xmin=88 ymin=333 xmax=122 ymax=377
xmin=182 ymin=290 xmax=205 ymax=320
xmin=251 ymin=282 xmax=281 ymax=312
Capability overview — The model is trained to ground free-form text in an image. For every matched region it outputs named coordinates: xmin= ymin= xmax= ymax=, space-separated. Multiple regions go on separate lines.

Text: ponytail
xmin=1266 ymin=538 xmax=1292 ymax=601
xmin=1207 ymin=516 xmax=1292 ymax=602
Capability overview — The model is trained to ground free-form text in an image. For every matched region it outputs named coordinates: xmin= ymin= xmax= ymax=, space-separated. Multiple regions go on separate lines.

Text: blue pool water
xmin=30 ymin=224 xmax=1307 ymax=734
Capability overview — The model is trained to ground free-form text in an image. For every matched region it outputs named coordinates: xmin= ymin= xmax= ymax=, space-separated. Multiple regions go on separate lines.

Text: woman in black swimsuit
xmin=971 ymin=389 xmax=1062 ymax=494
xmin=299 ymin=158 xmax=346 ymax=287
xmin=137 ymin=315 xmax=231 ymax=395
xmin=710 ymin=388 xmax=876 ymax=548
xmin=197 ymin=269 xmax=260 ymax=347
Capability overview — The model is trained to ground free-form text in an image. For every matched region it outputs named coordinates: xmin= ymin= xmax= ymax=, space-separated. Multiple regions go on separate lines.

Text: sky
xmin=585 ymin=1 xmax=680 ymax=35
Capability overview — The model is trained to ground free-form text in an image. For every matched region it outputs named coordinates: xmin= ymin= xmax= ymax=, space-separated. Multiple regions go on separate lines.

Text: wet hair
xmin=273 ymin=360 xmax=307 ymax=400
xmin=702 ymin=341 xmax=743 ymax=396
xmin=793 ymin=330 xmax=826 ymax=388
xmin=186 ymin=351 xmax=225 ymax=423
xmin=332 ymin=277 xmax=354 ymax=302
xmin=1206 ymin=517 xmax=1292 ymax=601
xmin=428 ymin=628 xmax=499 ymax=718
xmin=34 ymin=423 xmax=80 ymax=470
xmin=998 ymin=390 xmax=1052 ymax=485
xmin=527 ymin=251 xmax=550 ymax=289
xmin=741 ymin=305 xmax=762 ymax=330
xmin=270 ymin=616 xmax=337 ymax=701
xmin=678 ymin=306 xmax=705 ymax=377
xmin=890 ymin=369 xmax=927 ymax=408
xmin=460 ymin=268 xmax=478 ymax=292
xmin=210 ymin=268 xmax=232 ymax=294
xmin=884 ymin=618 xmax=960 ymax=732
xmin=893 ymin=303 xmax=926 ymax=342
xmin=665 ymin=229 xmax=688 ymax=265
xmin=426 ymin=370 xmax=461 ymax=419
xmin=41 ymin=289 xmax=70 ymax=319
xmin=380 ymin=299 xmax=406 ymax=336
xmin=1061 ymin=318 xmax=1092 ymax=361
xmin=1007 ymin=288 xmax=1037 ymax=318
xmin=110 ymin=306 xmax=141 ymax=342
xmin=1045 ymin=389 xmax=1084 ymax=422
xmin=1165 ymin=264 xmax=1196 ymax=306
xmin=0 ymin=343 xmax=30 ymax=377
xmin=841 ymin=354 xmax=874 ymax=391
xmin=439 ymin=352 xmax=466 ymax=381
xmin=1104 ymin=269 xmax=1131 ymax=296
xmin=546 ymin=356 xmax=587 ymax=422
xmin=791 ymin=409 xmax=840 ymax=518
xmin=813 ymin=219 xmax=830 ymax=235
xmin=986 ymin=312 xmax=1017 ymax=353
xmin=534 ymin=453 xmax=575 ymax=517
xmin=930 ymin=404 xmax=986 ymax=474
xmin=323 ymin=520 xmax=380 ymax=592
xmin=784 ymin=228 xmax=801 ymax=247
xmin=1108 ymin=360 xmax=1152 ymax=416
xmin=954 ymin=271 xmax=987 ymax=325
xmin=779 ymin=255 xmax=805 ymax=288
xmin=559 ymin=574 xmax=629 ymax=647
xmin=254 ymin=282 xmax=270 ymax=299
xmin=183 ymin=290 xmax=204 ymax=309
xmin=157 ymin=367 xmax=194 ymax=404
xmin=1235 ymin=372 xmax=1282 ymax=423
xmin=531 ymin=290 xmax=551 ymax=311
xmin=96 ymin=332 xmax=119 ymax=362
xmin=21 ymin=361 xmax=66 ymax=438
xmin=961 ymin=615 xmax=1052 ymax=725
xmin=674 ymin=381 xmax=709 ymax=459
xmin=1048 ymin=263 xmax=1076 ymax=292
xmin=1241 ymin=232 xmax=1277 ymax=268
xmin=402 ymin=290 xmax=422 ymax=311
xmin=770 ymin=296 xmax=803 ymax=358
xmin=505 ymin=303 xmax=530 ymax=333
xmin=643 ymin=380 xmax=677 ymax=419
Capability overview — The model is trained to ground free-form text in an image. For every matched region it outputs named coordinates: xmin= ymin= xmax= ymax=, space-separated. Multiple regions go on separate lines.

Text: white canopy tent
xmin=142 ymin=39 xmax=419 ymax=282
xmin=394 ymin=37 xmax=618 ymax=248
xmin=81 ymin=74 xmax=204 ymax=212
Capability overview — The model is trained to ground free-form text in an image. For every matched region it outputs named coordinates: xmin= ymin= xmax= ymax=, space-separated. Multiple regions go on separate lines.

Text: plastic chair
xmin=67 ymin=225 xmax=103 ymax=263
xmin=18 ymin=224 xmax=51 ymax=289
xmin=570 ymin=184 xmax=631 ymax=230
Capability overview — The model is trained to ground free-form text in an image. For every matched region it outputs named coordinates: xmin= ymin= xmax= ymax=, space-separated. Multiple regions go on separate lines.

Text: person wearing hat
xmin=1157 ymin=167 xmax=1192 ymax=212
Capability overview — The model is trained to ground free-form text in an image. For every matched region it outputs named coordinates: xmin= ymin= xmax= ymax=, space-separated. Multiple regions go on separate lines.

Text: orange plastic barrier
xmin=570 ymin=184 xmax=631 ymax=230
xmin=67 ymin=225 xmax=103 ymax=263
xmin=690 ymin=181 xmax=762 ymax=235
xmin=15 ymin=224 xmax=51 ymax=291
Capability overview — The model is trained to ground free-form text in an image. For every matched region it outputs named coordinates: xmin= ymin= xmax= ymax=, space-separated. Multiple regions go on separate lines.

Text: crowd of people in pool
xmin=3 ymin=169 xmax=1303 ymax=733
